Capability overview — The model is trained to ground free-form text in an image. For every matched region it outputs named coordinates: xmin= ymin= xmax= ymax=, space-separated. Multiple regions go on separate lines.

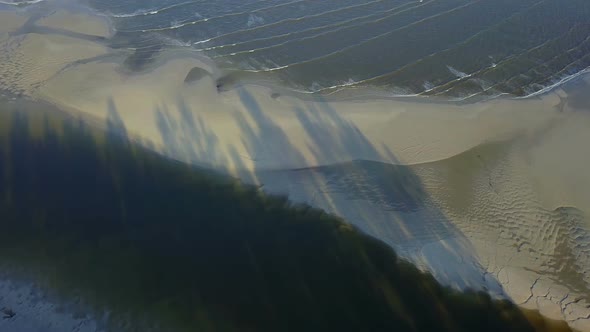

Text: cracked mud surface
xmin=256 ymin=116 xmax=590 ymax=330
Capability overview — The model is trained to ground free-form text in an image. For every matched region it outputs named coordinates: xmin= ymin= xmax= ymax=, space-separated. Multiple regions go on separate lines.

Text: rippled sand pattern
xmin=0 ymin=34 xmax=107 ymax=97
xmin=255 ymin=128 xmax=590 ymax=329
xmin=1 ymin=3 xmax=590 ymax=330
xmin=415 ymin=125 xmax=590 ymax=330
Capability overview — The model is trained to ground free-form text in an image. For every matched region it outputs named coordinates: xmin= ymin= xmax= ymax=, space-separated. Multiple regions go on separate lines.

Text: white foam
xmin=108 ymin=1 xmax=197 ymax=18
xmin=0 ymin=0 xmax=44 ymax=6
xmin=109 ymin=8 xmax=154 ymax=18
xmin=447 ymin=65 xmax=470 ymax=79
xmin=202 ymin=0 xmax=387 ymax=44
xmin=246 ymin=13 xmax=264 ymax=28
xmin=423 ymin=81 xmax=435 ymax=90
xmin=118 ymin=0 xmax=308 ymax=33
xmin=517 ymin=66 xmax=590 ymax=99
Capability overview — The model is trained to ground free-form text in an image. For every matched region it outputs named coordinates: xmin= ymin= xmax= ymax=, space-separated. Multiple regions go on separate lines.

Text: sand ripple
xmin=1 ymin=7 xmax=590 ymax=331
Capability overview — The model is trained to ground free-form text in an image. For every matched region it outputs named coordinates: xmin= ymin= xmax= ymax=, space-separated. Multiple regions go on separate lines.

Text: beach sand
xmin=34 ymin=56 xmax=563 ymax=171
xmin=0 ymin=32 xmax=107 ymax=96
xmin=36 ymin=9 xmax=112 ymax=38
xmin=0 ymin=11 xmax=26 ymax=33
xmin=1 ymin=7 xmax=590 ymax=331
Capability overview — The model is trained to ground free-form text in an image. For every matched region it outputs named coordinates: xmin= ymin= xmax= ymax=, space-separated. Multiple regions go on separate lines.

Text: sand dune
xmin=1 ymin=6 xmax=590 ymax=330
xmin=32 ymin=53 xmax=563 ymax=172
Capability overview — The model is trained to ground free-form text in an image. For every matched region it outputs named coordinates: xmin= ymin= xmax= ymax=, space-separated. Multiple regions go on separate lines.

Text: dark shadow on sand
xmin=0 ymin=97 xmax=570 ymax=331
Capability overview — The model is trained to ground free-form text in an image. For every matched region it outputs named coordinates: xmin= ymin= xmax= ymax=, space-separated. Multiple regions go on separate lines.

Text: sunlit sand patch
xmin=413 ymin=124 xmax=590 ymax=330
xmin=252 ymin=120 xmax=590 ymax=329
xmin=34 ymin=44 xmax=564 ymax=171
xmin=2 ymin=7 xmax=590 ymax=331
xmin=26 ymin=33 xmax=590 ymax=328
xmin=0 ymin=33 xmax=107 ymax=96
xmin=526 ymin=113 xmax=590 ymax=216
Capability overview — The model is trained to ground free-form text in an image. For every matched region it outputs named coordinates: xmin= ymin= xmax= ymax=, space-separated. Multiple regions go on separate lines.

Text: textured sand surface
xmin=1 ymin=7 xmax=590 ymax=330
xmin=253 ymin=118 xmax=590 ymax=329
xmin=0 ymin=277 xmax=101 ymax=332
xmin=417 ymin=126 xmax=590 ymax=330
xmin=32 ymin=53 xmax=562 ymax=171
xmin=0 ymin=33 xmax=107 ymax=96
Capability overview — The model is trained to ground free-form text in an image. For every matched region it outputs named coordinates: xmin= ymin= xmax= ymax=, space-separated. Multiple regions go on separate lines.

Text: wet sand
xmin=1 ymin=5 xmax=590 ymax=331
xmin=37 ymin=9 xmax=113 ymax=38
xmin=0 ymin=11 xmax=26 ymax=33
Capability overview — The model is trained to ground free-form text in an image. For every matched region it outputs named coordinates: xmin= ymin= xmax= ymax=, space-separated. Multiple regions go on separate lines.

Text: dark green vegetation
xmin=0 ymin=102 xmax=571 ymax=332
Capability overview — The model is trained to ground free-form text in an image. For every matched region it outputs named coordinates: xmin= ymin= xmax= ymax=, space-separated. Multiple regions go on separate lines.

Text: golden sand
xmin=1 ymin=8 xmax=590 ymax=330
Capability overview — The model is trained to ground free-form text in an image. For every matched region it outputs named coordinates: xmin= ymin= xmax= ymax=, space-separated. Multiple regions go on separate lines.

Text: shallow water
xmin=77 ymin=0 xmax=590 ymax=99
xmin=1 ymin=1 xmax=590 ymax=330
